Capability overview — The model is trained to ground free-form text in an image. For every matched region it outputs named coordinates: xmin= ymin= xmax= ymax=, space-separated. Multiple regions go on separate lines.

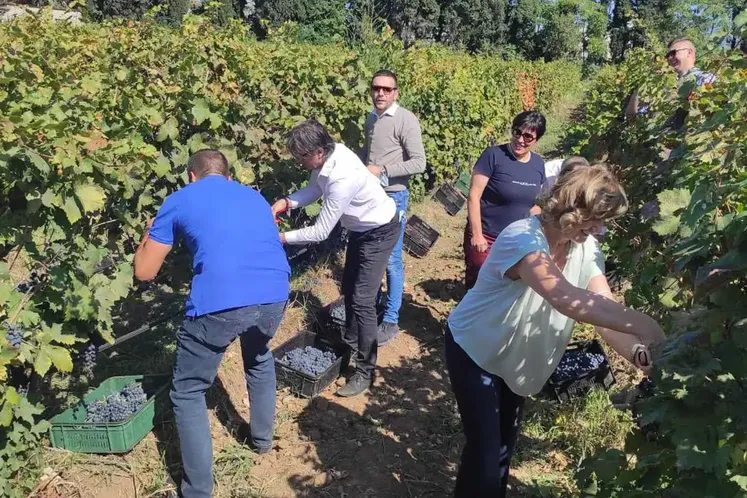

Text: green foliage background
xmin=0 ymin=11 xmax=580 ymax=495
xmin=563 ymin=10 xmax=747 ymax=496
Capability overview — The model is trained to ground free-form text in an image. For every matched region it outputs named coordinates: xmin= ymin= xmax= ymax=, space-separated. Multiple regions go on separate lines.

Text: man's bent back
xmin=134 ymin=150 xmax=290 ymax=498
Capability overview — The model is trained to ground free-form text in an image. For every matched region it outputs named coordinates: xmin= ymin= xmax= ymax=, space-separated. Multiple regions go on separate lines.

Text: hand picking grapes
xmin=445 ymin=164 xmax=664 ymax=497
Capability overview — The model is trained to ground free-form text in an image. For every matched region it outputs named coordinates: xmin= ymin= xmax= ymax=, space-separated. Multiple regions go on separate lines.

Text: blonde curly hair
xmin=537 ymin=163 xmax=628 ymax=231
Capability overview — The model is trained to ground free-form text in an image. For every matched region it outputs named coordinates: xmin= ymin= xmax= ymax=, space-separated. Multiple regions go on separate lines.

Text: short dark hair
xmin=187 ymin=149 xmax=230 ymax=179
xmin=372 ymin=69 xmax=398 ymax=87
xmin=512 ymin=110 xmax=547 ymax=140
xmin=286 ymin=119 xmax=336 ymax=160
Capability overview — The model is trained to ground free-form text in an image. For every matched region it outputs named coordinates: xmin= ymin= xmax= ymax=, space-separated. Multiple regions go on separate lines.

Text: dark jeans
xmin=444 ymin=326 xmax=525 ymax=498
xmin=342 ymin=217 xmax=400 ymax=379
xmin=171 ymin=301 xmax=287 ymax=498
xmin=463 ymin=223 xmax=497 ymax=291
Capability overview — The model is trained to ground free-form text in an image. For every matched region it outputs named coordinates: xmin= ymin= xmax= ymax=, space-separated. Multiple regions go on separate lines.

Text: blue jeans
xmin=170 ymin=301 xmax=287 ymax=498
xmin=381 ymin=189 xmax=409 ymax=324
xmin=444 ymin=326 xmax=525 ymax=498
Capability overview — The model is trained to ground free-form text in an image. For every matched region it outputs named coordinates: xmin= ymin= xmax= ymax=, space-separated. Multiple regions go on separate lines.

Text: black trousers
xmin=342 ymin=217 xmax=400 ymax=379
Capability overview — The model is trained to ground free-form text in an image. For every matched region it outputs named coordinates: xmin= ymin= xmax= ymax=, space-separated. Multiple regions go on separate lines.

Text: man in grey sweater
xmin=360 ymin=69 xmax=426 ymax=346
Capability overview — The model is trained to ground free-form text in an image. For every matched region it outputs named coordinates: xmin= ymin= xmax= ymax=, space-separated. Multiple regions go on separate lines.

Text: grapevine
xmin=0 ymin=10 xmax=580 ymax=495
xmin=565 ymin=17 xmax=747 ymax=497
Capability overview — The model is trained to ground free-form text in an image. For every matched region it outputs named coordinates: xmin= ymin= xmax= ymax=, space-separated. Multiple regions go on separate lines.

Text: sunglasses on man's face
xmin=666 ymin=47 xmax=689 ymax=58
xmin=511 ymin=128 xmax=537 ymax=144
xmin=371 ymin=85 xmax=398 ymax=95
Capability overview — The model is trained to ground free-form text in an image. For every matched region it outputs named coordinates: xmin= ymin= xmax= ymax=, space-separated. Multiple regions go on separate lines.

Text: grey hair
xmin=286 ymin=119 xmax=336 ymax=160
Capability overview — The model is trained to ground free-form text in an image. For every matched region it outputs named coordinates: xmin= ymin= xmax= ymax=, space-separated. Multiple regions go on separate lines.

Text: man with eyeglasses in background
xmin=359 ymin=69 xmax=426 ymax=347
xmin=665 ymin=38 xmax=715 ymax=85
xmin=625 ymin=38 xmax=715 ymax=121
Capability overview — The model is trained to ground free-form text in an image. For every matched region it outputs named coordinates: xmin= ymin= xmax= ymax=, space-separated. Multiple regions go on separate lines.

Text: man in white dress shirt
xmin=272 ymin=119 xmax=399 ymax=397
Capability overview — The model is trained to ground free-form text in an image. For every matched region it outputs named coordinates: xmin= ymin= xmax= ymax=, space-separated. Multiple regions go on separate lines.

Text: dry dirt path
xmin=41 ymin=198 xmax=638 ymax=498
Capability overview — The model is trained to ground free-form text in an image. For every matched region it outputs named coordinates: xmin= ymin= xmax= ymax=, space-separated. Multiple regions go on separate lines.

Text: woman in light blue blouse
xmin=445 ymin=164 xmax=665 ymax=497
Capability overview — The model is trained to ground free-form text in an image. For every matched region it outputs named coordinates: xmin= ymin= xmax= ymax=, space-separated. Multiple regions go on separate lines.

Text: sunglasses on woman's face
xmin=511 ymin=128 xmax=537 ymax=144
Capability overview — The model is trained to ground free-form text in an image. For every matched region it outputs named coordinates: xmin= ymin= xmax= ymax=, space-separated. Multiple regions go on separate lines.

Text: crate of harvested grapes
xmin=542 ymin=340 xmax=615 ymax=403
xmin=49 ymin=374 xmax=171 ymax=454
xmin=315 ymin=296 xmax=384 ymax=345
xmin=273 ymin=331 xmax=350 ymax=399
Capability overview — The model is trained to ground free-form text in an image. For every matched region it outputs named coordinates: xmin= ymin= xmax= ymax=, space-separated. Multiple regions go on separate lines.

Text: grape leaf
xmin=0 ymin=402 xmax=12 ymax=427
xmin=156 ymin=117 xmax=179 ymax=142
xmin=305 ymin=202 xmax=322 ymax=217
xmin=62 ymin=196 xmax=82 ymax=223
xmin=652 ymin=216 xmax=681 ymax=236
xmin=26 ymin=151 xmax=50 ymax=174
xmin=732 ymin=475 xmax=747 ymax=491
xmin=75 ymin=184 xmax=106 ymax=213
xmin=658 ymin=189 xmax=691 ymax=217
xmin=192 ymin=98 xmax=211 ymax=125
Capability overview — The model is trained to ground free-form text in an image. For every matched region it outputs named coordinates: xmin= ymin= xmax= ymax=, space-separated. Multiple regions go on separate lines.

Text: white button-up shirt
xmin=284 ymin=143 xmax=396 ymax=244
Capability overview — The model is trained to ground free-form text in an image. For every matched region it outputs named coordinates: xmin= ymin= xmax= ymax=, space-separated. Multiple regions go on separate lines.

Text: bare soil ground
xmin=38 ymin=199 xmax=639 ymax=498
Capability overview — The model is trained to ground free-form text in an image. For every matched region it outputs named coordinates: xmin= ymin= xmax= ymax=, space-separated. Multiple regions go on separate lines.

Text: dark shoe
xmin=336 ymin=373 xmax=371 ymax=397
xmin=377 ymin=321 xmax=400 ymax=346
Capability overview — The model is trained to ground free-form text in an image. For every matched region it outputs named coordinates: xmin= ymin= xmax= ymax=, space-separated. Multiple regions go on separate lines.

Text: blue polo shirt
xmin=148 ymin=175 xmax=290 ymax=317
xmin=474 ymin=144 xmax=545 ymax=237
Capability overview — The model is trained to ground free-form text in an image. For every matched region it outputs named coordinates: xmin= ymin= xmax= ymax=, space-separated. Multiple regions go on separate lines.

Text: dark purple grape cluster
xmin=640 ymin=200 xmax=660 ymax=221
xmin=82 ymin=343 xmax=97 ymax=376
xmin=17 ymin=386 xmax=28 ymax=397
xmin=551 ymin=350 xmax=606 ymax=383
xmin=84 ymin=381 xmax=147 ymax=423
xmin=329 ymin=304 xmax=346 ymax=323
xmin=280 ymin=346 xmax=337 ymax=377
xmin=5 ymin=323 xmax=23 ymax=349
xmin=15 ymin=271 xmax=41 ymax=293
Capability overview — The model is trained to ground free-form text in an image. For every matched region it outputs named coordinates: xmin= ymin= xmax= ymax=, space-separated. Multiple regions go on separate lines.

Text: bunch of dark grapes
xmin=551 ymin=350 xmax=606 ymax=383
xmin=85 ymin=381 xmax=147 ymax=423
xmin=5 ymin=323 xmax=23 ymax=349
xmin=280 ymin=346 xmax=337 ymax=377
xmin=636 ymin=377 xmax=655 ymax=398
xmin=329 ymin=304 xmax=346 ymax=323
xmin=640 ymin=200 xmax=660 ymax=221
xmin=82 ymin=343 xmax=97 ymax=376
xmin=15 ymin=271 xmax=41 ymax=293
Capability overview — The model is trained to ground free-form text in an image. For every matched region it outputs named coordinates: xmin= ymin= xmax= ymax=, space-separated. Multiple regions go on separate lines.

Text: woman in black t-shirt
xmin=464 ymin=111 xmax=546 ymax=290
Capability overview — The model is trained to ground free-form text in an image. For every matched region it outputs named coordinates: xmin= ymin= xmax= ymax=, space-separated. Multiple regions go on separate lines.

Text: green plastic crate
xmin=49 ymin=374 xmax=171 ymax=454
xmin=455 ymin=170 xmax=471 ymax=198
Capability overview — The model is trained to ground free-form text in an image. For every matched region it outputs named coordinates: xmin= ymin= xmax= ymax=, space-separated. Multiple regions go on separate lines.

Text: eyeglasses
xmin=511 ymin=128 xmax=537 ymax=144
xmin=371 ymin=85 xmax=398 ymax=95
xmin=666 ymin=47 xmax=689 ymax=58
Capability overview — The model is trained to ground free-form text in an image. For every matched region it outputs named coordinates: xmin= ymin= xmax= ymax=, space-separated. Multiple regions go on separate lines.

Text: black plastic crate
xmin=433 ymin=183 xmax=466 ymax=216
xmin=273 ymin=331 xmax=350 ymax=399
xmin=314 ymin=296 xmax=384 ymax=345
xmin=403 ymin=215 xmax=440 ymax=258
xmin=542 ymin=339 xmax=616 ymax=403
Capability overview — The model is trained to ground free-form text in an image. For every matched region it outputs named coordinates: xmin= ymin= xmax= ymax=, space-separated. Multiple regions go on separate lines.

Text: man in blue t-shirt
xmin=134 ymin=150 xmax=290 ymax=498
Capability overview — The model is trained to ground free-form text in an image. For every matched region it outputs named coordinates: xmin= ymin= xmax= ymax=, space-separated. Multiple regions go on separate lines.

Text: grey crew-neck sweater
xmin=360 ymin=105 xmax=426 ymax=193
